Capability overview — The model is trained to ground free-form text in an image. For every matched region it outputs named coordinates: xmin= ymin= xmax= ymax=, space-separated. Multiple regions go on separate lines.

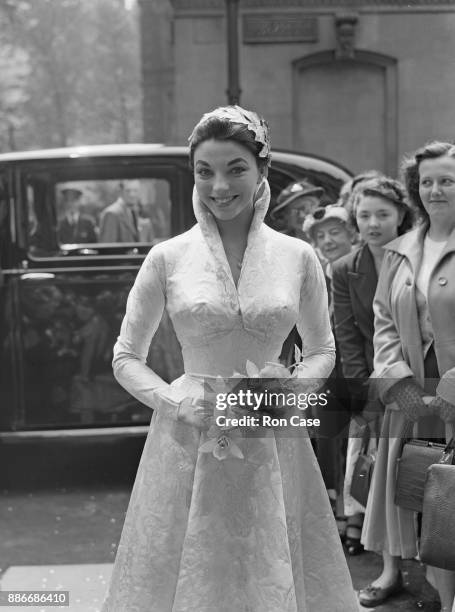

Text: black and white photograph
xmin=1 ymin=0 xmax=455 ymax=611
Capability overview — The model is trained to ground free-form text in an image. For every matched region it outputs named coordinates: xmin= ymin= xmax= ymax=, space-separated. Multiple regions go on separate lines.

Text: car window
xmin=23 ymin=166 xmax=178 ymax=258
xmin=55 ymin=178 xmax=172 ymax=247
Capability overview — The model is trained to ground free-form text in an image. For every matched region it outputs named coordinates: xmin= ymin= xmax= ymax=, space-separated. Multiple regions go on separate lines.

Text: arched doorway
xmin=293 ymin=51 xmax=398 ymax=176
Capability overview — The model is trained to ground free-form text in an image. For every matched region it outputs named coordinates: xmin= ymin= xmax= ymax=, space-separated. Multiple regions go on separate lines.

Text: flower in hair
xmin=189 ymin=105 xmax=271 ymax=161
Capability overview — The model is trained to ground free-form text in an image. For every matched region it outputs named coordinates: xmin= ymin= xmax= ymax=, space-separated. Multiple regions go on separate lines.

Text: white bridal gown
xmin=103 ymin=180 xmax=358 ymax=612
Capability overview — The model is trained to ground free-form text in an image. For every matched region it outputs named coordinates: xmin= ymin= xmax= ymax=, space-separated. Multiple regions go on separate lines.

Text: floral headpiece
xmin=188 ymin=105 xmax=271 ymax=162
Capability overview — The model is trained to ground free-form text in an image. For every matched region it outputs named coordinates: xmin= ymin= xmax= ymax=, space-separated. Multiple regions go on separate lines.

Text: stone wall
xmin=141 ymin=0 xmax=455 ymax=174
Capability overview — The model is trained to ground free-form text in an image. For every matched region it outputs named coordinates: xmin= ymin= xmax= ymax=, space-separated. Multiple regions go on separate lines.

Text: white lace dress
xmin=103 ymin=181 xmax=358 ymax=612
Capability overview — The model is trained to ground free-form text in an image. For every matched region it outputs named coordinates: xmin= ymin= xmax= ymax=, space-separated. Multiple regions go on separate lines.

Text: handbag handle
xmin=440 ymin=437 xmax=455 ymax=464
xmin=401 ymin=419 xmax=414 ymax=442
xmin=360 ymin=423 xmax=371 ymax=454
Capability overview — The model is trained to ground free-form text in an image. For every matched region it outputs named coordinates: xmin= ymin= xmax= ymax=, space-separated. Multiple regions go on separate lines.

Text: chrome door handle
xmin=20 ymin=272 xmax=56 ymax=280
xmin=78 ymin=248 xmax=98 ymax=255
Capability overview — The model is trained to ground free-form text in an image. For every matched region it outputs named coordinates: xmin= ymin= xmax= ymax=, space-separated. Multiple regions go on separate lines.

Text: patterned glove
xmin=429 ymin=395 xmax=455 ymax=423
xmin=385 ymin=378 xmax=426 ymax=422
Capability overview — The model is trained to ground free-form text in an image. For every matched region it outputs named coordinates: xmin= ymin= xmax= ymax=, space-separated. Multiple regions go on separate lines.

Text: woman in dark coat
xmin=332 ymin=177 xmax=413 ymax=566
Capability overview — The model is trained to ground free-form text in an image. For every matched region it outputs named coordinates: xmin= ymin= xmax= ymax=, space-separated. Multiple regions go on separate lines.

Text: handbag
xmin=350 ymin=425 xmax=376 ymax=508
xmin=419 ymin=464 xmax=455 ymax=570
xmin=395 ymin=433 xmax=455 ymax=513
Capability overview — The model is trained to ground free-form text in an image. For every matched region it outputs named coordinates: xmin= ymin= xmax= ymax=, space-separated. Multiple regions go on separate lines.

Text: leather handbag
xmin=395 ymin=435 xmax=455 ymax=513
xmin=419 ymin=464 xmax=455 ymax=570
xmin=350 ymin=425 xmax=376 ymax=508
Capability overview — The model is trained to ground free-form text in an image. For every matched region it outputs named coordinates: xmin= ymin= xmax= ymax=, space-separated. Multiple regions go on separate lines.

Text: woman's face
xmin=419 ymin=155 xmax=455 ymax=230
xmin=314 ymin=219 xmax=352 ymax=263
xmin=355 ymin=195 xmax=402 ymax=247
xmin=193 ymin=139 xmax=262 ymax=222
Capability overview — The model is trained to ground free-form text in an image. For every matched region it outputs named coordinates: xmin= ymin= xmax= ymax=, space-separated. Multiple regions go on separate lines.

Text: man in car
xmin=58 ymin=186 xmax=97 ymax=244
xmin=99 ymin=180 xmax=141 ymax=243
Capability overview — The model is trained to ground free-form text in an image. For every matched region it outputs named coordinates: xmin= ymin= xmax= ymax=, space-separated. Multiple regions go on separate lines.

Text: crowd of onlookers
xmin=275 ymin=141 xmax=455 ymax=611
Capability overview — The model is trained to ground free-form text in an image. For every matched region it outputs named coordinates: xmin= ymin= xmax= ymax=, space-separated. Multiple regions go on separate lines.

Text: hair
xmin=401 ymin=141 xmax=455 ymax=222
xmin=350 ymin=175 xmax=414 ymax=236
xmin=338 ymin=169 xmax=383 ymax=208
xmin=189 ymin=115 xmax=270 ymax=176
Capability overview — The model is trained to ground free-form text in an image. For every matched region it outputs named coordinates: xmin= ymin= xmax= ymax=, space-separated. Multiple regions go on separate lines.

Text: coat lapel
xmin=384 ymin=223 xmax=455 ymax=275
xmin=119 ymin=204 xmax=136 ymax=237
xmin=384 ymin=224 xmax=426 ymax=275
xmin=347 ymin=245 xmax=377 ymax=312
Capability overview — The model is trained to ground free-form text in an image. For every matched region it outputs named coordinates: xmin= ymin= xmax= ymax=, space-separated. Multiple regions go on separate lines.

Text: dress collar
xmin=385 ymin=222 xmax=455 ymax=276
xmin=192 ymin=179 xmax=271 ymax=288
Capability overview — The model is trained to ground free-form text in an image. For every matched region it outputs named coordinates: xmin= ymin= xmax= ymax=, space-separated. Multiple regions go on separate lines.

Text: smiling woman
xmin=102 ymin=105 xmax=359 ymax=611
xmin=357 ymin=142 xmax=455 ymax=611
xmin=418 ymin=153 xmax=455 ymax=237
xmin=193 ymin=141 xmax=261 ymax=222
xmin=189 ymin=107 xmax=270 ymax=285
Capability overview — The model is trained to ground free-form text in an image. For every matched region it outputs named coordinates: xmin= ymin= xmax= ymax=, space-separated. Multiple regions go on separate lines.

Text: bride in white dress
xmin=103 ymin=106 xmax=358 ymax=611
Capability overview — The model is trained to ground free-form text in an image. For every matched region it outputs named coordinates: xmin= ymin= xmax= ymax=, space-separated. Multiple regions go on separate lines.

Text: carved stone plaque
xmin=243 ymin=15 xmax=318 ymax=43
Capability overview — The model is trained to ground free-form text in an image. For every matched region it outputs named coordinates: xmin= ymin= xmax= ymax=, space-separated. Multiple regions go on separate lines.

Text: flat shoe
xmin=358 ymin=572 xmax=404 ymax=607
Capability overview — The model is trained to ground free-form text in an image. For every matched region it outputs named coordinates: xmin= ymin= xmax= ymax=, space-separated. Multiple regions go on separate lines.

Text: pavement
xmin=0 ymin=486 xmax=442 ymax=612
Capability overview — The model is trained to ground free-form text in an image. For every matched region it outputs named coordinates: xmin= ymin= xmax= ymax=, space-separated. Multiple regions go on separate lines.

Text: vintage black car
xmin=0 ymin=144 xmax=350 ymax=482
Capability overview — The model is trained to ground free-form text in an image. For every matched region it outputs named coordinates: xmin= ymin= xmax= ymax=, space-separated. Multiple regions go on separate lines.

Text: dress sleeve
xmin=294 ymin=247 xmax=335 ymax=381
xmin=372 ymin=250 xmax=414 ymax=401
xmin=112 ymin=246 xmax=187 ymax=414
xmin=332 ymin=258 xmax=370 ymax=403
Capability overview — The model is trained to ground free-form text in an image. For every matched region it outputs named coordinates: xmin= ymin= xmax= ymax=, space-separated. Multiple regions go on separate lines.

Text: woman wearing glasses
xmin=302 ymin=205 xmax=355 ymax=537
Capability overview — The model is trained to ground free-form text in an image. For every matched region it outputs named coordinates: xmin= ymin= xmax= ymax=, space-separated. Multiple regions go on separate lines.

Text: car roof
xmin=0 ymin=143 xmax=352 ymax=180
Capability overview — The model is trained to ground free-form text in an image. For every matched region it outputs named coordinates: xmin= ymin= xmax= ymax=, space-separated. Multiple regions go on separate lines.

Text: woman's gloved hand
xmin=385 ymin=377 xmax=427 ymax=422
xmin=177 ymin=397 xmax=213 ymax=430
xmin=429 ymin=395 xmax=455 ymax=423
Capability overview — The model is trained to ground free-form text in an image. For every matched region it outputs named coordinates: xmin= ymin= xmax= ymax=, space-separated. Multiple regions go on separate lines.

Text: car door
xmin=8 ymin=154 xmax=191 ymax=431
xmin=0 ymin=167 xmax=21 ymax=430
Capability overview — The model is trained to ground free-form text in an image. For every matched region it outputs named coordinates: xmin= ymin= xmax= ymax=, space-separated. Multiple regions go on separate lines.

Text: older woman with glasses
xmin=302 ymin=205 xmax=356 ymax=538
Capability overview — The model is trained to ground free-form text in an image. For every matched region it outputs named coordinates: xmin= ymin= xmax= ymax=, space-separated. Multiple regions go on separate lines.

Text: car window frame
xmin=13 ymin=157 xmax=190 ymax=265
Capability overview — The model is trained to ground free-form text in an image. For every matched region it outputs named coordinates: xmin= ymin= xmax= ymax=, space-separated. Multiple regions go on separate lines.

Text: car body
xmin=0 ymin=144 xmax=350 ymax=479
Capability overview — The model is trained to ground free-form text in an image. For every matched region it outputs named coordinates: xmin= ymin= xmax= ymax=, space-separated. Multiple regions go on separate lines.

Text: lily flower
xmin=199 ymin=424 xmax=244 ymax=461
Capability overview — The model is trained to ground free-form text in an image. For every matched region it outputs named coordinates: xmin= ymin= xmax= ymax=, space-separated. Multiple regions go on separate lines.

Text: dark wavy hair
xmin=401 ymin=141 xmax=455 ymax=222
xmin=188 ymin=116 xmax=270 ymax=176
xmin=350 ymin=175 xmax=414 ymax=236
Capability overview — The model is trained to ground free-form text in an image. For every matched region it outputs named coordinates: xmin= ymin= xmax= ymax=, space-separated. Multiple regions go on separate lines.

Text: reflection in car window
xmin=55 ymin=178 xmax=172 ymax=246
xmin=27 ymin=178 xmax=56 ymax=256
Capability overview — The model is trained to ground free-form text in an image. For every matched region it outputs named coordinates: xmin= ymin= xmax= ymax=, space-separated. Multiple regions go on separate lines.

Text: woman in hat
xmin=302 ymin=205 xmax=356 ymax=538
xmin=103 ymin=105 xmax=358 ymax=611
xmin=269 ymin=179 xmax=324 ymax=239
